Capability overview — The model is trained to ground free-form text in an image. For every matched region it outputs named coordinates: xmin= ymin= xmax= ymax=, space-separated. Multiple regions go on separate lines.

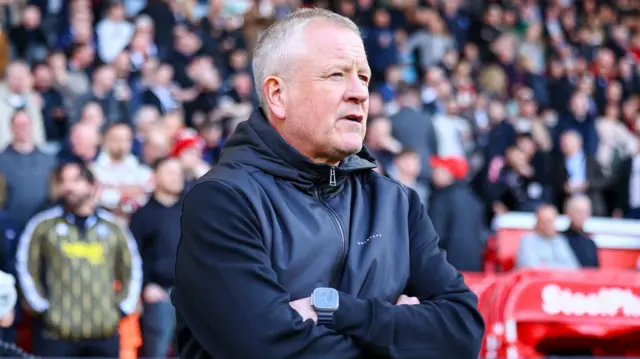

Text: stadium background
xmin=1 ymin=0 xmax=640 ymax=357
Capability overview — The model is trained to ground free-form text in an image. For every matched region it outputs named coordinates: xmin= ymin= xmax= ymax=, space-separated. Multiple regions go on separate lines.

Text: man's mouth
xmin=341 ymin=114 xmax=364 ymax=123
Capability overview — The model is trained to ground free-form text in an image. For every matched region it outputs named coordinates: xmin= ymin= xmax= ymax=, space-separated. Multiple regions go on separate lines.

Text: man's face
xmin=105 ymin=126 xmax=132 ymax=160
xmin=281 ymin=22 xmax=370 ymax=163
xmin=568 ymin=202 xmax=591 ymax=229
xmin=395 ymin=152 xmax=420 ymax=178
xmin=59 ymin=164 xmax=94 ymax=208
xmin=33 ymin=65 xmax=53 ymax=89
xmin=536 ymin=207 xmax=557 ymax=237
xmin=155 ymin=159 xmax=185 ymax=195
xmin=560 ymin=133 xmax=580 ymax=156
xmin=7 ymin=65 xmax=29 ymax=93
xmin=11 ymin=112 xmax=32 ymax=143
xmin=71 ymin=125 xmax=99 ymax=161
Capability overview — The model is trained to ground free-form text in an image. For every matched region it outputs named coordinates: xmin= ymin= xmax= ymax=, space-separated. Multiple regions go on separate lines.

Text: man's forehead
xmin=303 ymin=22 xmax=368 ymax=65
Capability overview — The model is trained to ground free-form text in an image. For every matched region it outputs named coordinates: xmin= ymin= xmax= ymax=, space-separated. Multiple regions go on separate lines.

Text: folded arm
xmin=173 ymin=180 xmax=364 ymax=359
xmin=332 ymin=188 xmax=485 ymax=359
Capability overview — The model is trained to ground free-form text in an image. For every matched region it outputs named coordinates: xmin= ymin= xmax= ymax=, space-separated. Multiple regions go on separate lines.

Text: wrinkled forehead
xmin=300 ymin=22 xmax=369 ymax=69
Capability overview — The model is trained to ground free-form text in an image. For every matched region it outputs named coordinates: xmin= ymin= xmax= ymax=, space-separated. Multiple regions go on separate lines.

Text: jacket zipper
xmin=329 ymin=167 xmax=337 ymax=187
xmin=315 ymin=167 xmax=346 ymax=288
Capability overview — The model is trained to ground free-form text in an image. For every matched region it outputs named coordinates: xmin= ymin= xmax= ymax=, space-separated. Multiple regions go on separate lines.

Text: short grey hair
xmin=565 ymin=194 xmax=592 ymax=213
xmin=252 ymin=8 xmax=361 ymax=108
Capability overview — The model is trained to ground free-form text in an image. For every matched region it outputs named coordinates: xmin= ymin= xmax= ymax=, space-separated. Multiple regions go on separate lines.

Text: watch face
xmin=312 ymin=288 xmax=339 ymax=311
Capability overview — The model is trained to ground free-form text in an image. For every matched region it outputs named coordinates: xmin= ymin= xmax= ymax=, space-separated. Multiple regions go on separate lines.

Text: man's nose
xmin=344 ymin=75 xmax=369 ymax=104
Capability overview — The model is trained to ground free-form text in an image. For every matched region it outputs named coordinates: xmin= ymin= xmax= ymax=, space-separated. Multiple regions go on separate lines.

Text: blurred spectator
xmin=0 ymin=61 xmax=46 ymax=149
xmin=405 ymin=12 xmax=456 ymax=73
xmin=387 ymin=148 xmax=428 ymax=205
xmin=47 ymin=49 xmax=91 ymax=115
xmin=516 ymin=204 xmax=580 ymax=269
xmin=613 ymin=135 xmax=640 ymax=220
xmin=92 ymin=123 xmax=153 ymax=219
xmin=198 ymin=120 xmax=224 ymax=165
xmin=390 ymin=85 xmax=438 ymax=186
xmin=142 ymin=63 xmax=181 ymax=114
xmin=131 ymin=106 xmax=161 ymax=158
xmin=429 ymin=158 xmax=485 ymax=272
xmin=72 ymin=65 xmax=128 ymax=127
xmin=595 ymin=104 xmax=637 ymax=178
xmin=96 ymin=1 xmax=134 ymax=64
xmin=32 ymin=61 xmax=68 ymax=144
xmin=364 ymin=7 xmax=397 ymax=84
xmin=557 ymin=91 xmax=599 ymax=155
xmin=562 ymin=194 xmax=599 ymax=268
xmin=170 ymin=128 xmax=209 ymax=187
xmin=0 ymin=110 xmax=56 ymax=230
xmin=58 ymin=121 xmax=101 ymax=166
xmin=484 ymin=99 xmax=516 ymax=160
xmin=7 ymin=5 xmax=48 ymax=63
xmin=130 ymin=157 xmax=184 ymax=358
xmin=15 ymin=161 xmax=141 ymax=357
xmin=141 ymin=124 xmax=170 ymax=167
xmin=432 ymin=97 xmax=472 ymax=159
xmin=490 ymin=145 xmax=548 ymax=214
xmin=363 ymin=116 xmax=401 ymax=173
xmin=553 ymin=130 xmax=607 ymax=216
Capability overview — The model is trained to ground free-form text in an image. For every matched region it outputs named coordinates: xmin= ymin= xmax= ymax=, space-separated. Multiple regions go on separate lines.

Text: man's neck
xmin=154 ymin=191 xmax=179 ymax=207
xmin=12 ymin=141 xmax=35 ymax=154
xmin=109 ymin=154 xmax=126 ymax=163
xmin=72 ymin=204 xmax=94 ymax=217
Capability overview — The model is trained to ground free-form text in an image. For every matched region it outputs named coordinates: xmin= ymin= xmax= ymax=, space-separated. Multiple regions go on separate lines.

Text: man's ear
xmin=263 ymin=76 xmax=286 ymax=120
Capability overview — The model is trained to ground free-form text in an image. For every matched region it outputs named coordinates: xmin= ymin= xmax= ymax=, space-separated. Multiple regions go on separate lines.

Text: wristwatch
xmin=311 ymin=287 xmax=339 ymax=327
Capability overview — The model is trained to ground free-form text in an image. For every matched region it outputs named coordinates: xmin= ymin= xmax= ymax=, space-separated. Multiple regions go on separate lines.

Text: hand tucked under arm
xmin=330 ymin=189 xmax=485 ymax=359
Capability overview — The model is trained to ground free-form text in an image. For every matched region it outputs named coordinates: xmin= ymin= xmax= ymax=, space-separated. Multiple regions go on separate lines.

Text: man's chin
xmin=337 ymin=141 xmax=363 ymax=157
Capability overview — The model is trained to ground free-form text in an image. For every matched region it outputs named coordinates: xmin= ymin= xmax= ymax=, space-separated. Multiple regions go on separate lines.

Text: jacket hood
xmin=217 ymin=109 xmax=377 ymax=189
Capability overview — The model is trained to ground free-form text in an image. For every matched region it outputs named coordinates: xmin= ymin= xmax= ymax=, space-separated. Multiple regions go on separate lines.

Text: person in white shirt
xmin=92 ymin=122 xmax=153 ymax=218
xmin=96 ymin=1 xmax=134 ymax=63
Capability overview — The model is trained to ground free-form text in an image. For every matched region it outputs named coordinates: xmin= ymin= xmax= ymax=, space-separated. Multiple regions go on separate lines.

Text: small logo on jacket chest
xmin=358 ymin=233 xmax=382 ymax=246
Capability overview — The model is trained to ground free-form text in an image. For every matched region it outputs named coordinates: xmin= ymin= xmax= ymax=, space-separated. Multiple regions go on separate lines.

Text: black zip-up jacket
xmin=172 ymin=109 xmax=485 ymax=359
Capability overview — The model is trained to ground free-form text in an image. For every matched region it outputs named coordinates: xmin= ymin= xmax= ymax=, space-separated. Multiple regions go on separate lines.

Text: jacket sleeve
xmin=15 ymin=218 xmax=49 ymax=314
xmin=113 ymin=224 xmax=143 ymax=315
xmin=332 ymin=188 xmax=485 ymax=359
xmin=172 ymin=180 xmax=363 ymax=359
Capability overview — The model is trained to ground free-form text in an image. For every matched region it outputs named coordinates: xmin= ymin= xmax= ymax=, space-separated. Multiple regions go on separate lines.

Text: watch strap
xmin=316 ymin=311 xmax=334 ymax=327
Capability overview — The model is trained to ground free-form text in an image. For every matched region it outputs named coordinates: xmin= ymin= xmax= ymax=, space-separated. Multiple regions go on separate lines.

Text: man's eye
xmin=359 ymin=75 xmax=370 ymax=83
xmin=330 ymin=73 xmax=343 ymax=79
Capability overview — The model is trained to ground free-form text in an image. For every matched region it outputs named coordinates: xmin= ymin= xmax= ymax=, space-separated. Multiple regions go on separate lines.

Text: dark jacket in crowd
xmin=390 ymin=106 xmax=438 ymax=183
xmin=429 ymin=182 xmax=485 ymax=272
xmin=129 ymin=195 xmax=182 ymax=288
xmin=172 ymin=109 xmax=484 ymax=359
xmin=0 ymin=210 xmax=17 ymax=277
xmin=563 ymin=228 xmax=599 ymax=268
xmin=552 ymin=155 xmax=608 ymax=216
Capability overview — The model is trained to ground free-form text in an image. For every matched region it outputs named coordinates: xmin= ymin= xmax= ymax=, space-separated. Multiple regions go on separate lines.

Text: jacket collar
xmin=218 ymin=108 xmax=377 ymax=190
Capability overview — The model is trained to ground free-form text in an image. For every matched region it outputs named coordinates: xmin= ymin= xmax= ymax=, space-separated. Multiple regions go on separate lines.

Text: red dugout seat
xmin=496 ymin=269 xmax=640 ymax=358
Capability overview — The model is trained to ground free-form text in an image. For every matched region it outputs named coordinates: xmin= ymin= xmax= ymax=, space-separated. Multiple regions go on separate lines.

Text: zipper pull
xmin=329 ymin=167 xmax=337 ymax=187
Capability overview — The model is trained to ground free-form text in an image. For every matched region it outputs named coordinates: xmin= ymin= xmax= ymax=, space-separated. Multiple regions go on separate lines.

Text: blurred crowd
xmin=0 ymin=0 xmax=639 ymax=357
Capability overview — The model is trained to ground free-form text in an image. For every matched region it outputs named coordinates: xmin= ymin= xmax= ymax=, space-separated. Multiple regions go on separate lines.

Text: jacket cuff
xmin=333 ymin=292 xmax=370 ymax=334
